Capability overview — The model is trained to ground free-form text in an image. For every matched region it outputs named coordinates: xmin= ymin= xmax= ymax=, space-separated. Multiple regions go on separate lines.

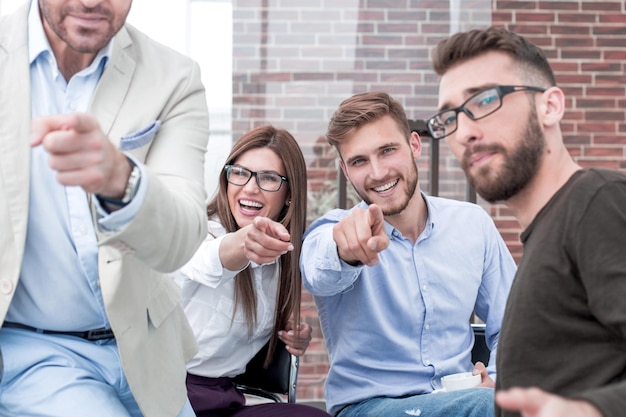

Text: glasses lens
xmin=428 ymin=110 xmax=457 ymax=140
xmin=257 ymin=172 xmax=283 ymax=191
xmin=466 ymin=88 xmax=501 ymax=120
xmin=427 ymin=119 xmax=444 ymax=139
xmin=226 ymin=166 xmax=251 ymax=185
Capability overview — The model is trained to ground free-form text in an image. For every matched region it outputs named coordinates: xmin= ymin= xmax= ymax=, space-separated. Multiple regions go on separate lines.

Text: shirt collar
xmin=28 ymin=0 xmax=113 ymax=70
xmin=420 ymin=192 xmax=436 ymax=231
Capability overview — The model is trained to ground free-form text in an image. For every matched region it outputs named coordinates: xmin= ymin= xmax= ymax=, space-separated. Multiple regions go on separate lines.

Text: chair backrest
xmin=233 ymin=340 xmax=299 ymax=403
xmin=471 ymin=323 xmax=490 ymax=365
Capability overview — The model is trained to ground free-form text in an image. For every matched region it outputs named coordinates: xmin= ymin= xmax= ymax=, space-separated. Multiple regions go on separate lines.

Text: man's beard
xmin=462 ymin=109 xmax=545 ymax=203
xmin=40 ymin=1 xmax=121 ymax=54
xmin=355 ymin=163 xmax=419 ymax=216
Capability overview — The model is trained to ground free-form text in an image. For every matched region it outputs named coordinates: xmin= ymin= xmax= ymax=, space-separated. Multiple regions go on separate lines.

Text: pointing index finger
xmin=30 ymin=113 xmax=97 ymax=146
xmin=253 ymin=216 xmax=291 ymax=242
xmin=366 ymin=204 xmax=389 ymax=253
xmin=368 ymin=204 xmax=385 ymax=235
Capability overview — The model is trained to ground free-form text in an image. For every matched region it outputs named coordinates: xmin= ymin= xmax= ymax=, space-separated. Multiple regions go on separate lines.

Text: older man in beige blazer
xmin=0 ymin=1 xmax=209 ymax=416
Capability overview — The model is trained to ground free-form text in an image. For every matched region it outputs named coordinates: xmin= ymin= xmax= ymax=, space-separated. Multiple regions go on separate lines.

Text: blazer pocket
xmin=147 ymin=275 xmax=181 ymax=329
xmin=119 ymin=120 xmax=161 ymax=151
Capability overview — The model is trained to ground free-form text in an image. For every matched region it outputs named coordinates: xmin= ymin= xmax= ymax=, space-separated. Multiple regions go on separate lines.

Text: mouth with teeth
xmin=371 ymin=178 xmax=399 ymax=194
xmin=239 ymin=199 xmax=264 ymax=215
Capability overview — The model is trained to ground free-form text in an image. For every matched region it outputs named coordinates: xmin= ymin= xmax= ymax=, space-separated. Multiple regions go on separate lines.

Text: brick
xmin=496 ymin=1 xmax=538 ymax=10
xmin=584 ymin=147 xmax=624 ymax=158
xmin=516 ymin=12 xmax=556 ymax=22
xmin=558 ymin=13 xmax=597 ymax=23
xmin=538 ymin=1 xmax=579 ymax=10
xmin=561 ymin=49 xmax=602 ymax=59
xmin=581 ymin=1 xmax=622 ymax=12
xmin=586 ymin=111 xmax=625 ymax=122
xmin=581 ymin=62 xmax=622 ymax=72
xmin=555 ymin=37 xmax=594 ymax=48
xmin=599 ymin=14 xmax=626 ymax=24
xmin=595 ymin=135 xmax=626 ymax=145
xmin=594 ymin=26 xmax=626 ymax=36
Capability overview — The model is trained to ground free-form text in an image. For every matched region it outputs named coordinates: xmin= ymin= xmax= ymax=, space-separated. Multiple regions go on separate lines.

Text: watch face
xmin=122 ymin=164 xmax=141 ymax=204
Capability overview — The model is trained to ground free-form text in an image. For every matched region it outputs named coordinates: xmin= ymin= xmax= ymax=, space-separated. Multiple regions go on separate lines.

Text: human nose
xmin=80 ymin=0 xmax=105 ymax=7
xmin=242 ymin=173 xmax=261 ymax=192
xmin=451 ymin=111 xmax=481 ymax=146
xmin=369 ymin=158 xmax=388 ymax=180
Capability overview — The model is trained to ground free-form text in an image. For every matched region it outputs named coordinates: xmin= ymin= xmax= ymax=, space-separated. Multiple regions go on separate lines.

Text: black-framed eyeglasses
xmin=426 ymin=85 xmax=547 ymax=140
xmin=224 ymin=165 xmax=288 ymax=192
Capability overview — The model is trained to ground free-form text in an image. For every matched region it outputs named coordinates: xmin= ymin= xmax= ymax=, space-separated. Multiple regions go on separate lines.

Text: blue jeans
xmin=337 ymin=388 xmax=494 ymax=417
xmin=0 ymin=327 xmax=195 ymax=417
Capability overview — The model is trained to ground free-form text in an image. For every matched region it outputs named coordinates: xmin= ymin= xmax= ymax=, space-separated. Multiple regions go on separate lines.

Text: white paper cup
xmin=441 ymin=372 xmax=481 ymax=392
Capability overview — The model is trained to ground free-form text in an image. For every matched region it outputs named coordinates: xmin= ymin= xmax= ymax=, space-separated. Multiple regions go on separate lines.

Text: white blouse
xmin=171 ymin=220 xmax=279 ymax=378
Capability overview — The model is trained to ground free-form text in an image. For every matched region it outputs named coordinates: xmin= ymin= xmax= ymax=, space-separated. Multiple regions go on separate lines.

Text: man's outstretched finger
xmin=30 ymin=113 xmax=97 ymax=147
xmin=368 ymin=204 xmax=387 ymax=236
xmin=366 ymin=204 xmax=389 ymax=253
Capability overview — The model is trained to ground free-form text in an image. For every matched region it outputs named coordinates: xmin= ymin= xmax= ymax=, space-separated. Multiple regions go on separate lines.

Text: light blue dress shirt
xmin=301 ymin=194 xmax=517 ymax=416
xmin=5 ymin=2 xmax=147 ymax=331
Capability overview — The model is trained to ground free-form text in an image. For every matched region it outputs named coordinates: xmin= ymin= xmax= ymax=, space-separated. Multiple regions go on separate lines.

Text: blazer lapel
xmin=89 ymin=26 xmax=136 ymax=148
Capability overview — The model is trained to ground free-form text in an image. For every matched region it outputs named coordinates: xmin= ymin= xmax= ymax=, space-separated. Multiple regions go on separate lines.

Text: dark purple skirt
xmin=186 ymin=373 xmax=331 ymax=417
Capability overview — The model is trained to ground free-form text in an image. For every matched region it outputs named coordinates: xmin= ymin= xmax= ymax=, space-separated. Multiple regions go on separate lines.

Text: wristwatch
xmin=97 ymin=158 xmax=141 ymax=206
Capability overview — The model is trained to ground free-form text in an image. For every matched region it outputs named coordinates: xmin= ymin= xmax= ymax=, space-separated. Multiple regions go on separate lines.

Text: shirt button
xmin=425 ymin=360 xmax=431 ymax=365
xmin=425 ymin=324 xmax=430 ymax=330
xmin=0 ymin=279 xmax=14 ymax=294
xmin=422 ymin=285 xmax=428 ymax=291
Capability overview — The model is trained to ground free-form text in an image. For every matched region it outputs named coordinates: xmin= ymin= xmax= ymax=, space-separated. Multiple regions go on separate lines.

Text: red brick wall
xmin=232 ymin=0 xmax=626 ymax=401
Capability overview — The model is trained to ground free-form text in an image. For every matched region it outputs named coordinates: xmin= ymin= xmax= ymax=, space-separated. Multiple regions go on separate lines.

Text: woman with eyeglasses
xmin=171 ymin=125 xmax=330 ymax=417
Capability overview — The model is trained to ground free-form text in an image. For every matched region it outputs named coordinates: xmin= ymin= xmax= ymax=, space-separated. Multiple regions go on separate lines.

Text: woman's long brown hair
xmin=206 ymin=125 xmax=307 ymax=366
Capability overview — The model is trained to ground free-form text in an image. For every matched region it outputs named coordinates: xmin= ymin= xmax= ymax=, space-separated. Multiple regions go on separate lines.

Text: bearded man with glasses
xmin=430 ymin=26 xmax=626 ymax=417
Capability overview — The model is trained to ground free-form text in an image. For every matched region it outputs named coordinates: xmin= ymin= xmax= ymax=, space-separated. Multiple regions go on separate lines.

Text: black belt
xmin=2 ymin=322 xmax=114 ymax=341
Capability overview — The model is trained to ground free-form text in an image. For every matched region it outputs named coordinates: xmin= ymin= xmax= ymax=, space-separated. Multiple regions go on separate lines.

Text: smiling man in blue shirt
xmin=301 ymin=91 xmax=517 ymax=417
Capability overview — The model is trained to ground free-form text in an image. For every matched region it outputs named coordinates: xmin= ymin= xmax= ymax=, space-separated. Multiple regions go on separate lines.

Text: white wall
xmin=0 ymin=0 xmax=26 ymax=15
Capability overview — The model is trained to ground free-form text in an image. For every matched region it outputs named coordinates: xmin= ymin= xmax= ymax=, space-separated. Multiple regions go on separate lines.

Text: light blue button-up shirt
xmin=5 ymin=1 xmax=146 ymax=331
xmin=301 ymin=194 xmax=517 ymax=415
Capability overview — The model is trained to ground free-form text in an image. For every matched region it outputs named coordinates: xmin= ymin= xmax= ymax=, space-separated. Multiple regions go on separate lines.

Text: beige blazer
xmin=0 ymin=5 xmax=210 ymax=416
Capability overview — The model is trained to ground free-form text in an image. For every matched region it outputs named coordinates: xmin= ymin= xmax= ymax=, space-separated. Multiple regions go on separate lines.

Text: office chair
xmin=233 ymin=340 xmax=299 ymax=403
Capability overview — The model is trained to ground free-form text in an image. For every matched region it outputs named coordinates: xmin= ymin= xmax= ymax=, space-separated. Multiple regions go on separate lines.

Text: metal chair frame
xmin=233 ymin=340 xmax=299 ymax=403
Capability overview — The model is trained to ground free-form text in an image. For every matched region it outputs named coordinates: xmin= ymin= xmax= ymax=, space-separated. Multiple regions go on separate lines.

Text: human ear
xmin=409 ymin=131 xmax=422 ymax=158
xmin=539 ymin=86 xmax=565 ymax=128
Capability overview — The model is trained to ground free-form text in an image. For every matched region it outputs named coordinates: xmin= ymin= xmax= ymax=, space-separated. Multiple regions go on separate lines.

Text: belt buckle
xmin=85 ymin=328 xmax=114 ymax=341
